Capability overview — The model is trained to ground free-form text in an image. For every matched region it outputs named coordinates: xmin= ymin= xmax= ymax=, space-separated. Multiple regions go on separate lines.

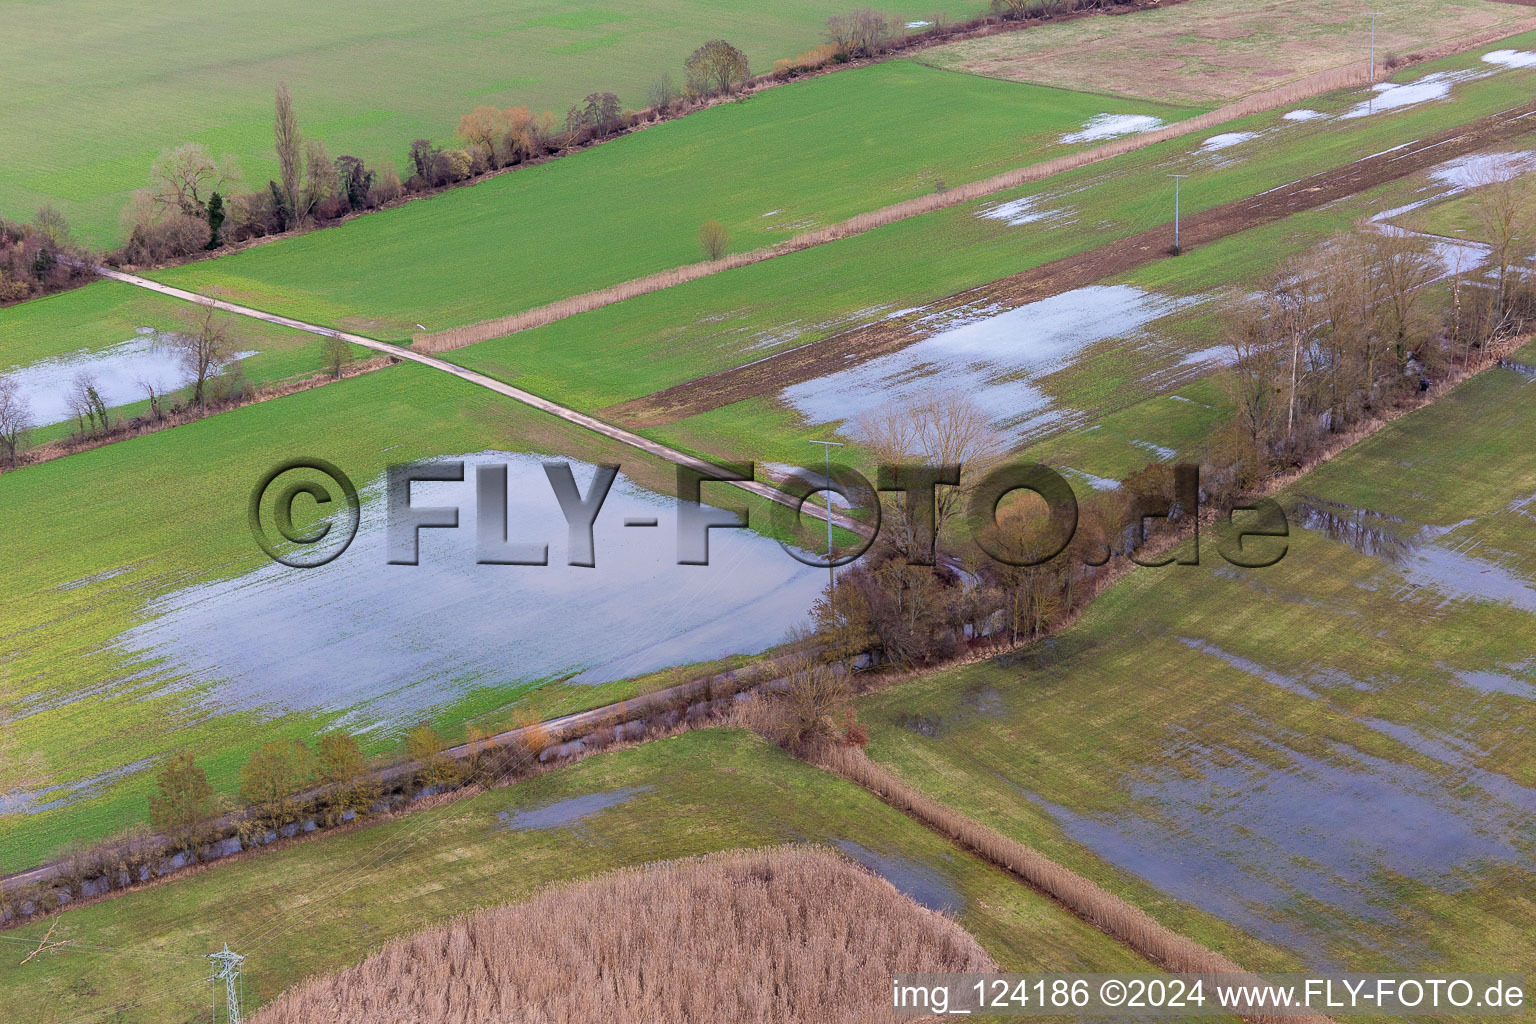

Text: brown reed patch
xmin=249 ymin=845 xmax=995 ymax=1024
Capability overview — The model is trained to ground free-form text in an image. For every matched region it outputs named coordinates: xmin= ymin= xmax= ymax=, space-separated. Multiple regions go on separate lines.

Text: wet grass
xmin=0 ymin=730 xmax=1151 ymax=1023
xmin=0 ymin=280 xmax=336 ymax=438
xmin=4 ymin=0 xmax=991 ymax=246
xmin=0 ymin=362 xmax=826 ymax=873
xmin=442 ymin=39 xmax=1536 ymax=415
xmin=854 ymin=345 xmax=1536 ymax=970
xmin=151 ymin=61 xmax=1204 ymax=338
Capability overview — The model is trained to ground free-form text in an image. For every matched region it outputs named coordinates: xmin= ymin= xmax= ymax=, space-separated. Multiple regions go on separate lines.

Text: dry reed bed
xmin=412 ymin=22 xmax=1536 ymax=355
xmin=812 ymin=746 xmax=1336 ymax=1024
xmin=250 ymin=846 xmax=995 ymax=1024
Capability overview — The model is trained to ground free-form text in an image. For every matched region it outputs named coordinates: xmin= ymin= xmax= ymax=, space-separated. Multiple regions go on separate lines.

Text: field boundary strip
xmin=89 ymin=267 xmax=865 ymax=536
xmin=411 ymin=18 xmax=1536 ymax=354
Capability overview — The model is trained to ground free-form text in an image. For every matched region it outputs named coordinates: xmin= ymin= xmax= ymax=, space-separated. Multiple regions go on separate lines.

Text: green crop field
xmin=435 ymin=47 xmax=1536 ymax=474
xmin=854 ymin=341 xmax=1536 ymax=970
xmin=148 ymin=60 xmax=1205 ymax=337
xmin=0 ymin=730 xmax=1156 ymax=1023
xmin=0 ymin=360 xmax=839 ymax=872
xmin=2 ymin=0 xmax=992 ymax=246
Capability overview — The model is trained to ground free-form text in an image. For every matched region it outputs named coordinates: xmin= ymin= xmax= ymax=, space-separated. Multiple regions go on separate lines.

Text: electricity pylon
xmin=207 ymin=945 xmax=246 ymax=1024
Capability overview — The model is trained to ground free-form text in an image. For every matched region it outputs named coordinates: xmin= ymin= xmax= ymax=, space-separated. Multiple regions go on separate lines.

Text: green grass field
xmin=0 ymin=360 xmax=837 ymax=873
xmin=1 ymin=730 xmax=1155 ymax=1023
xmin=442 ymin=40 xmax=1536 ymax=415
xmin=148 ymin=60 xmax=1204 ymax=337
xmin=2 ymin=0 xmax=991 ymax=246
xmin=854 ymin=341 xmax=1536 ymax=971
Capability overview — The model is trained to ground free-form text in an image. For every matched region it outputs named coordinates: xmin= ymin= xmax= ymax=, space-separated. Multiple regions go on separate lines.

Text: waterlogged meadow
xmin=445 ymin=38 xmax=1536 ymax=421
xmin=857 ymin=344 xmax=1536 ymax=971
xmin=121 ymin=451 xmax=823 ymax=729
xmin=0 ymin=732 xmax=1149 ymax=1024
xmin=0 ymin=365 xmax=824 ymax=871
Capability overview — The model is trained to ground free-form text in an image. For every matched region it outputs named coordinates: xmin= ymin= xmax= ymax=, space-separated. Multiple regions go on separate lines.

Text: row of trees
xmin=799 ymin=206 xmax=1535 ymax=671
xmin=110 ymin=9 xmax=933 ymax=268
xmin=0 ymin=716 xmax=548 ymax=920
xmin=1217 ymin=191 xmax=1535 ymax=485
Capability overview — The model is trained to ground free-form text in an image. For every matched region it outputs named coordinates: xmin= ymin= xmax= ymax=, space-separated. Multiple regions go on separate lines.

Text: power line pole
xmin=1369 ymin=12 xmax=1381 ymax=84
xmin=808 ymin=440 xmax=844 ymax=594
xmin=1167 ymin=174 xmax=1188 ymax=253
xmin=207 ymin=945 xmax=246 ymax=1024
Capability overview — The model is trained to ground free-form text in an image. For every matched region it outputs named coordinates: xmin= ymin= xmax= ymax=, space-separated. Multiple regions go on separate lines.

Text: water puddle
xmin=832 ymin=839 xmax=960 ymax=912
xmin=975 ymin=195 xmax=1069 ymax=227
xmin=1292 ymin=496 xmax=1414 ymax=563
xmin=1060 ymin=113 xmax=1165 ymax=144
xmin=3 ymin=330 xmax=254 ymax=425
xmin=1453 ymin=663 xmax=1536 ymax=700
xmin=1129 ymin=439 xmax=1176 ymax=461
xmin=496 ymin=785 xmax=652 ymax=832
xmin=1483 ymin=49 xmax=1536 ymax=69
xmin=1177 ymin=638 xmax=1321 ymax=699
xmin=1340 ymin=70 xmax=1486 ymax=120
xmin=1283 ymin=109 xmax=1325 ymax=122
xmin=1021 ymin=730 xmax=1534 ymax=963
xmin=1200 ymin=131 xmax=1256 ymax=152
xmin=0 ymin=758 xmax=155 ymax=816
xmin=779 ymin=285 xmax=1197 ymax=440
xmin=113 ymin=453 xmax=824 ymax=729
xmin=1428 ymin=151 xmax=1536 ymax=190
xmin=1061 ymin=467 xmax=1121 ymax=491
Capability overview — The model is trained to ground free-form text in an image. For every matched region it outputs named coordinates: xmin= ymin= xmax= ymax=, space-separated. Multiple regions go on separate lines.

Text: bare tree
xmin=323 ymin=335 xmax=350 ymax=379
xmin=299 ymin=139 xmax=335 ymax=223
xmin=275 ymin=81 xmax=303 ymax=226
xmin=857 ymin=390 xmax=1005 ymax=557
xmin=1363 ymin=229 xmax=1437 ymax=377
xmin=170 ymin=304 xmax=234 ymax=405
xmin=1474 ymin=168 xmax=1536 ymax=316
xmin=135 ymin=373 xmax=165 ymax=421
xmin=0 ymin=376 xmax=30 ymax=467
xmin=825 ymin=9 xmax=898 ymax=57
xmin=147 ymin=143 xmax=236 ymax=218
xmin=457 ymin=105 xmax=507 ymax=166
xmin=698 ymin=219 xmax=730 ymax=260
xmin=685 ymin=40 xmax=751 ymax=97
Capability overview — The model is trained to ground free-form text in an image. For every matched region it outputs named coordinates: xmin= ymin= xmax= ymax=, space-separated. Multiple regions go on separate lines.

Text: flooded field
xmin=779 ymin=285 xmax=1198 ymax=441
xmin=3 ymin=330 xmax=250 ymax=425
xmin=111 ymin=452 xmax=824 ymax=731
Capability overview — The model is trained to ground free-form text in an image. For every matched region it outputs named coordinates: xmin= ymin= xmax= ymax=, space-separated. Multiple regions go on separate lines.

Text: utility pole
xmin=1369 ymin=12 xmax=1381 ymax=84
xmin=808 ymin=440 xmax=843 ymax=594
xmin=1167 ymin=174 xmax=1188 ymax=253
xmin=208 ymin=945 xmax=247 ymax=1024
